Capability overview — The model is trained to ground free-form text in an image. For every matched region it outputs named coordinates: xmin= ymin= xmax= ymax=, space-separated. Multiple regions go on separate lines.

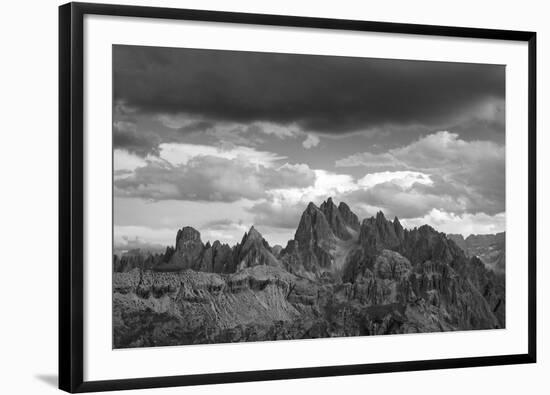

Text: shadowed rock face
xmin=281 ymin=199 xmax=364 ymax=278
xmin=231 ymin=227 xmax=281 ymax=272
xmin=284 ymin=202 xmax=338 ymax=276
xmin=449 ymin=232 xmax=505 ymax=274
xmin=113 ymin=199 xmax=505 ymax=348
xmin=359 ymin=212 xmax=403 ymax=252
xmin=113 ymin=249 xmax=165 ymax=273
xmin=295 ymin=202 xmax=337 ymax=249
xmin=151 ymin=226 xmax=235 ymax=273
xmin=167 ymin=227 xmax=204 ymax=270
xmin=446 ymin=232 xmax=505 ymax=325
xmin=320 ymin=197 xmax=355 ymax=240
xmin=338 ymin=201 xmax=361 ymax=231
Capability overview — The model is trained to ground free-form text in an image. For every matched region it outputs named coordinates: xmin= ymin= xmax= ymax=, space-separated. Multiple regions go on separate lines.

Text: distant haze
xmin=113 ymin=45 xmax=505 ymax=251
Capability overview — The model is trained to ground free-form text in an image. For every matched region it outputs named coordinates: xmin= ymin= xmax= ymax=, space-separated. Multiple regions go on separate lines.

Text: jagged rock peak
xmin=306 ymin=201 xmax=319 ymax=212
xmin=175 ymin=226 xmax=202 ymax=246
xmin=338 ymin=201 xmax=360 ymax=231
xmin=163 ymin=226 xmax=206 ymax=271
xmin=393 ymin=216 xmax=404 ymax=238
xmin=319 ymin=198 xmax=335 ymax=214
xmin=320 ymin=197 xmax=354 ymax=240
xmin=235 ymin=226 xmax=279 ymax=271
xmin=239 ymin=226 xmax=272 ymax=252
xmin=338 ymin=201 xmax=349 ymax=210
xmin=319 ymin=198 xmax=336 ymax=212
xmin=359 ymin=211 xmax=402 ymax=252
xmin=239 ymin=226 xmax=266 ymax=249
xmin=289 ymin=202 xmax=337 ymax=272
xmin=417 ymin=224 xmax=437 ymax=234
xmin=321 ymin=197 xmax=335 ymax=207
xmin=294 ymin=200 xmax=337 ymax=256
xmin=247 ymin=225 xmax=263 ymax=240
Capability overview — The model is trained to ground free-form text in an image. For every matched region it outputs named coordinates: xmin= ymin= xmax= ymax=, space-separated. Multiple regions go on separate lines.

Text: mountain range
xmin=113 ymin=198 xmax=505 ymax=348
xmin=448 ymin=232 xmax=505 ymax=273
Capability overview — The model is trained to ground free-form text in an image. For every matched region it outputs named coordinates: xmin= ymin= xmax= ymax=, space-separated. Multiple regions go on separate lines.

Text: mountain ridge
xmin=113 ymin=198 xmax=505 ymax=348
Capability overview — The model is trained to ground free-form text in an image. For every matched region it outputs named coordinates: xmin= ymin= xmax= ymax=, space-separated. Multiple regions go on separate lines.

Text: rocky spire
xmin=295 ymin=202 xmax=336 ymax=248
xmin=393 ymin=216 xmax=404 ymax=240
xmin=164 ymin=226 xmax=205 ymax=270
xmin=287 ymin=201 xmax=338 ymax=272
xmin=338 ymin=201 xmax=360 ymax=231
xmin=233 ymin=226 xmax=279 ymax=271
xmin=319 ymin=197 xmax=354 ymax=240
xmin=375 ymin=210 xmax=386 ymax=223
xmin=175 ymin=226 xmax=202 ymax=247
xmin=245 ymin=226 xmax=263 ymax=242
xmin=202 ymin=240 xmax=233 ymax=273
xmin=359 ymin=211 xmax=402 ymax=253
xmin=319 ymin=197 xmax=359 ymax=240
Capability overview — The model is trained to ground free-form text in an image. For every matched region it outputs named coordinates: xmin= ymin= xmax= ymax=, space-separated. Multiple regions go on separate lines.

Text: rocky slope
xmin=448 ymin=232 xmax=505 ymax=273
xmin=113 ymin=249 xmax=165 ymax=273
xmin=113 ymin=198 xmax=505 ymax=348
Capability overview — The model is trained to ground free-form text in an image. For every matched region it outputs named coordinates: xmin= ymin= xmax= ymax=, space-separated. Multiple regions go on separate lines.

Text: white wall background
xmin=0 ymin=0 xmax=547 ymax=394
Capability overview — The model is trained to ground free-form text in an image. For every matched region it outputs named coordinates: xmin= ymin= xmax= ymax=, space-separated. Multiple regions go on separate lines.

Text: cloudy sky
xmin=113 ymin=45 xmax=505 ymax=250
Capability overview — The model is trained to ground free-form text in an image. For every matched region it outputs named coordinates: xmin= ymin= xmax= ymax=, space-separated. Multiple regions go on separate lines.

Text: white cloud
xmin=202 ymin=229 xmax=238 ymax=243
xmin=115 ymin=197 xmax=255 ymax=228
xmin=115 ymin=130 xmax=505 ymax=243
xmin=156 ymin=113 xmax=198 ymax=129
xmin=344 ymin=182 xmax=468 ymax=219
xmin=334 ymin=131 xmax=505 ymax=217
xmin=247 ymin=198 xmax=304 ymax=229
xmin=115 ymin=225 xmax=176 ymax=248
xmin=248 ymin=169 xmax=360 ymax=229
xmin=389 ymin=131 xmax=504 ymax=172
xmin=336 ymin=131 xmax=504 ymax=171
xmin=158 ymin=143 xmax=285 ymax=167
xmin=115 ymin=206 xmax=286 ymax=246
xmin=401 ymin=209 xmax=505 ymax=237
xmin=335 ymin=151 xmax=403 ymax=168
xmin=268 ymin=169 xmax=358 ymax=204
xmin=114 ymin=149 xmax=147 ymax=172
xmin=202 ymin=219 xmax=250 ymax=243
xmin=115 ymin=155 xmax=316 ymax=202
xmin=248 ymin=168 xmax=438 ymax=230
xmin=302 ymin=133 xmax=320 ymax=149
xmin=357 ymin=171 xmax=432 ymax=189
xmin=313 ymin=170 xmax=357 ymax=195
xmin=252 ymin=121 xmax=302 ymax=139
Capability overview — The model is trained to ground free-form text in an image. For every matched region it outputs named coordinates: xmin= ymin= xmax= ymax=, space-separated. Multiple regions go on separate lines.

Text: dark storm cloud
xmin=178 ymin=120 xmax=216 ymax=134
xmin=113 ymin=45 xmax=505 ymax=139
xmin=113 ymin=121 xmax=160 ymax=156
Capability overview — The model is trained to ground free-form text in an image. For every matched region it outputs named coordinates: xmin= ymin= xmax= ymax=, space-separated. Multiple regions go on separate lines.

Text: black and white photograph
xmin=112 ymin=45 xmax=506 ymax=348
xmin=1 ymin=0 xmax=544 ymax=393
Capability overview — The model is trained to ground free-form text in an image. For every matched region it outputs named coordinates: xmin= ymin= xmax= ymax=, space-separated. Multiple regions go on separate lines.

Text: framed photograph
xmin=59 ymin=2 xmax=537 ymax=393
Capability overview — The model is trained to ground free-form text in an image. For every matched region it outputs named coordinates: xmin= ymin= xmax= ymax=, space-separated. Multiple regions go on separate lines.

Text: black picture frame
xmin=59 ymin=2 xmax=537 ymax=393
